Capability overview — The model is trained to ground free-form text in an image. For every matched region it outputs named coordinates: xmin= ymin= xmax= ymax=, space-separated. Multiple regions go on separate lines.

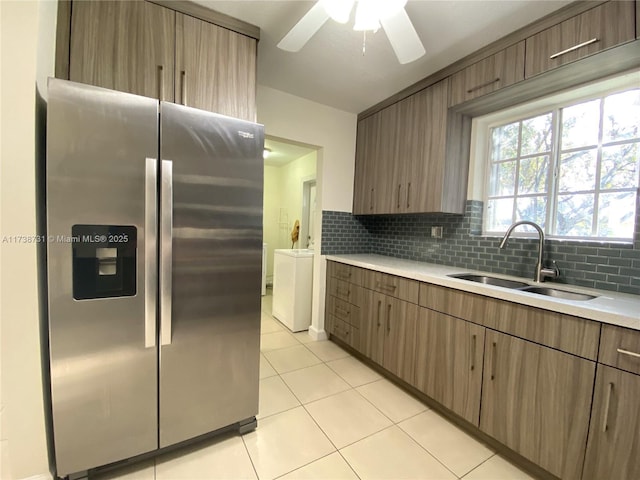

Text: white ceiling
xmin=197 ymin=1 xmax=571 ymax=114
xmin=264 ymin=136 xmax=317 ymax=166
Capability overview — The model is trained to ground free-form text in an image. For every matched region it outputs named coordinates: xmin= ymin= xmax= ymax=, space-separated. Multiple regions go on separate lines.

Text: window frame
xmin=474 ymin=71 xmax=640 ymax=243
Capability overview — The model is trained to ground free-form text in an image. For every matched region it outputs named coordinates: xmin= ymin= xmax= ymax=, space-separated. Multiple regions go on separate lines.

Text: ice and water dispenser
xmin=71 ymin=225 xmax=137 ymax=300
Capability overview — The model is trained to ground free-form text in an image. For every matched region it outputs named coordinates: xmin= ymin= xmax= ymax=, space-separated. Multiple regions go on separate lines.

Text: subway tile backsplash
xmin=321 ymin=200 xmax=640 ymax=295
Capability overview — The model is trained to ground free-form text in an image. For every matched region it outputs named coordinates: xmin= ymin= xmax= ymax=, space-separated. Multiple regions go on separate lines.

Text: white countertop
xmin=326 ymin=254 xmax=640 ymax=331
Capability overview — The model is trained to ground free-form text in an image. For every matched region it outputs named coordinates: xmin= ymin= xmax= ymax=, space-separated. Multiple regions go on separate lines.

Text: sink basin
xmin=448 ymin=273 xmax=529 ymax=289
xmin=519 ymin=286 xmax=597 ymax=301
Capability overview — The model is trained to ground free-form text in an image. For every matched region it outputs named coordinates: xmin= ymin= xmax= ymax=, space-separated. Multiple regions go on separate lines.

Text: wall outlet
xmin=431 ymin=226 xmax=443 ymax=238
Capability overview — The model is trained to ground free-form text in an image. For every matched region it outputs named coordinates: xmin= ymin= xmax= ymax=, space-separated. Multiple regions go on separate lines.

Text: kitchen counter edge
xmin=326 ymin=254 xmax=640 ymax=331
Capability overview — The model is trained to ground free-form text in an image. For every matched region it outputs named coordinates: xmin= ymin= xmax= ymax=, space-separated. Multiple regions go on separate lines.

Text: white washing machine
xmin=272 ymin=249 xmax=314 ymax=332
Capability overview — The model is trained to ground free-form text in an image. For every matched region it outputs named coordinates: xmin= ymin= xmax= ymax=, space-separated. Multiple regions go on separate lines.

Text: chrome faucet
xmin=499 ymin=221 xmax=559 ymax=283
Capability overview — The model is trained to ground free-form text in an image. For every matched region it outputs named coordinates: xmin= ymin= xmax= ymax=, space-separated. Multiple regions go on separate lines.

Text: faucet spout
xmin=499 ymin=221 xmax=559 ymax=283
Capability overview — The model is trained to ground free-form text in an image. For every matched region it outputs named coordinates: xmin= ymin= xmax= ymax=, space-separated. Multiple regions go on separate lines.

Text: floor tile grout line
xmin=261 ymin=298 xmax=479 ymax=480
xmin=334 ymin=449 xmax=363 ymax=480
xmin=459 ymin=453 xmax=499 ymax=479
xmin=395 ymin=410 xmax=497 ymax=478
xmin=240 ymin=434 xmax=261 ymax=480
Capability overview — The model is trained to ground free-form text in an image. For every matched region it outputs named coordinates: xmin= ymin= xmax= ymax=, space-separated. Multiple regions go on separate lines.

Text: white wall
xmin=263 ymin=151 xmax=317 ymax=281
xmin=1 ymin=1 xmax=57 ymax=479
xmin=263 ymin=165 xmax=282 ymax=281
xmin=257 ymin=86 xmax=357 ymax=338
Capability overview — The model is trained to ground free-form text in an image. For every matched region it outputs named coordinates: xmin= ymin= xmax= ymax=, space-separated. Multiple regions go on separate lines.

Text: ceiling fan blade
xmin=379 ymin=8 xmax=426 ymax=64
xmin=277 ymin=2 xmax=330 ymax=52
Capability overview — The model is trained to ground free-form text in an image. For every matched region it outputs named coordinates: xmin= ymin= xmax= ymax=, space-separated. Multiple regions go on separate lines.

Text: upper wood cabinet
xmin=414 ymin=308 xmax=485 ymax=426
xmin=175 ymin=13 xmax=257 ymax=121
xmin=69 ymin=1 xmax=175 ymax=101
xmin=582 ymin=364 xmax=640 ymax=480
xmin=525 ymin=1 xmax=635 ymax=79
xmin=353 ymin=79 xmax=468 ymax=215
xmin=353 ymin=114 xmax=378 ymax=214
xmin=449 ymin=41 xmax=525 ymax=107
xmin=66 ymin=1 xmax=257 ymax=121
xmin=480 ymin=330 xmax=595 ymax=480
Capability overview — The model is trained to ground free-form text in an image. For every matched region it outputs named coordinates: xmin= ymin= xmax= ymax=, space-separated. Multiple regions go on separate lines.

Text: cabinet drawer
xmin=449 ymin=41 xmax=524 ymax=106
xmin=327 ymin=295 xmax=361 ymax=328
xmin=366 ymin=271 xmax=419 ymax=304
xmin=330 ymin=315 xmax=351 ymax=343
xmin=328 ymin=277 xmax=363 ymax=306
xmin=328 ymin=261 xmax=363 ymax=286
xmin=419 ymin=282 xmax=600 ymax=360
xmin=525 ymin=1 xmax=635 ymax=78
xmin=599 ymin=324 xmax=640 ymax=376
xmin=330 ymin=315 xmax=360 ymax=349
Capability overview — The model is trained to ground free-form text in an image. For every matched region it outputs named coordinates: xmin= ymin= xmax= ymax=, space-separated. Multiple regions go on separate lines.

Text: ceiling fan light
xmin=353 ymin=0 xmax=380 ymax=31
xmin=321 ymin=0 xmax=355 ymax=24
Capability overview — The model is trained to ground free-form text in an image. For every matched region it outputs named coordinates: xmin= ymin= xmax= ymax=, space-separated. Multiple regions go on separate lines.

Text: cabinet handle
xmin=491 ymin=342 xmax=497 ymax=380
xmin=602 ymin=382 xmax=614 ymax=433
xmin=376 ymin=281 xmax=397 ymax=292
xmin=376 ymin=300 xmax=382 ymax=328
xmin=549 ymin=38 xmax=598 ymax=59
xmin=466 ymin=77 xmax=500 ymax=94
xmin=386 ymin=303 xmax=391 ymax=334
xmin=406 ymin=182 xmax=411 ymax=208
xmin=470 ymin=334 xmax=476 ymax=371
xmin=336 ymin=306 xmax=350 ymax=318
xmin=397 ymin=184 xmax=401 ymax=208
xmin=370 ymin=188 xmax=374 ymax=211
xmin=157 ymin=65 xmax=164 ymax=101
xmin=616 ymin=348 xmax=640 ymax=359
xmin=180 ymin=70 xmax=187 ymax=105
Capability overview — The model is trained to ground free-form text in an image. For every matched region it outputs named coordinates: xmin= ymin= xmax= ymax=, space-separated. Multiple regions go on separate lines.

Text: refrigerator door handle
xmin=144 ymin=158 xmax=158 ymax=348
xmin=160 ymin=160 xmax=173 ymax=346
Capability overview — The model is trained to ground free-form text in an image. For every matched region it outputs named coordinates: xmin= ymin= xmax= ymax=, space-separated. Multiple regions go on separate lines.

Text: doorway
xmin=301 ymin=178 xmax=317 ymax=249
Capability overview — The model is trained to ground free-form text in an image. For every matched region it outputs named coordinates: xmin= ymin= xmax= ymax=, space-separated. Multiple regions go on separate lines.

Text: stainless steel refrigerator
xmin=45 ymin=78 xmax=263 ymax=477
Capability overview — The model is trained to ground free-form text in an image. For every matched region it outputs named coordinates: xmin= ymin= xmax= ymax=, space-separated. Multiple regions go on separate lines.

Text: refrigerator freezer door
xmin=46 ymin=79 xmax=159 ymax=476
xmin=159 ymin=102 xmax=263 ymax=447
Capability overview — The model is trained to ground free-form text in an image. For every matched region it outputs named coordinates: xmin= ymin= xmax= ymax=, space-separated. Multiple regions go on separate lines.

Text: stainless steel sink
xmin=519 ymin=286 xmax=597 ymax=301
xmin=448 ymin=273 xmax=529 ymax=289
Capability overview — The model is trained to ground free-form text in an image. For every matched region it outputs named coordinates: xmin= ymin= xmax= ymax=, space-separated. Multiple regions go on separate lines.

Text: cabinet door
xmin=583 ymin=365 xmax=640 ymax=480
xmin=366 ymin=291 xmax=387 ymax=365
xmin=403 ymin=80 xmax=448 ymax=213
xmin=176 ymin=13 xmax=257 ymax=121
xmin=449 ymin=42 xmax=525 ymax=106
xmin=414 ymin=308 xmax=485 ymax=425
xmin=525 ymin=1 xmax=635 ymax=78
xmin=353 ymin=115 xmax=379 ymax=214
xmin=374 ymin=103 xmax=401 ymax=214
xmin=382 ymin=297 xmax=417 ymax=383
xmin=480 ymin=330 xmax=595 ymax=480
xmin=69 ymin=0 xmax=175 ymax=101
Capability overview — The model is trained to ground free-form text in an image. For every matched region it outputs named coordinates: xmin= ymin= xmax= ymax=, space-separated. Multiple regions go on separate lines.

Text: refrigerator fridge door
xmin=158 ymin=102 xmax=264 ymax=447
xmin=46 ymin=79 xmax=159 ymax=476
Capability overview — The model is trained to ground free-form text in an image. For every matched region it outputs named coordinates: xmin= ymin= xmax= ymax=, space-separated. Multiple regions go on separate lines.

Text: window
xmin=484 ymin=85 xmax=640 ymax=241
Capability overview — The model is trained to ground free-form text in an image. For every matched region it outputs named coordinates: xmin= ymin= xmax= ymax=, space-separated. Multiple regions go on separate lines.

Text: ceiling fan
xmin=277 ymin=0 xmax=426 ymax=64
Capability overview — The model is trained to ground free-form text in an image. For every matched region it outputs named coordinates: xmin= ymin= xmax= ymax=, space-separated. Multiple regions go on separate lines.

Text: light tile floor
xmin=98 ymin=293 xmax=536 ymax=480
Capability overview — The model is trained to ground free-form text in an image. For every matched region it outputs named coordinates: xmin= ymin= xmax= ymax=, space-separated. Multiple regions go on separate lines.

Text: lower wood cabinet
xmin=480 ymin=330 xmax=595 ymax=480
xmin=325 ymin=263 xmax=640 ymax=479
xmin=582 ymin=365 xmax=640 ymax=480
xmin=414 ymin=308 xmax=485 ymax=425
xmin=365 ymin=290 xmax=417 ymax=383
